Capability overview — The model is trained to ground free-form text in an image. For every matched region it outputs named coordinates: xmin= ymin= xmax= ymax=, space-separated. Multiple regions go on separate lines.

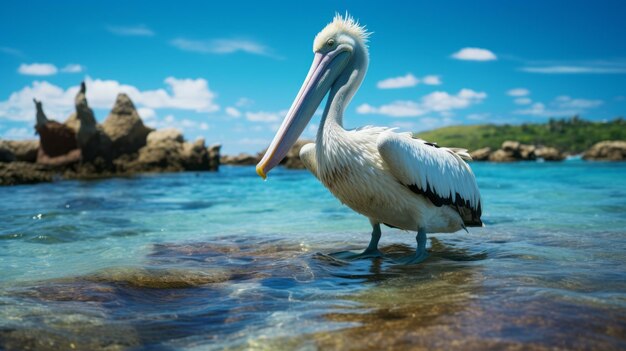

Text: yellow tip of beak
xmin=255 ymin=165 xmax=267 ymax=180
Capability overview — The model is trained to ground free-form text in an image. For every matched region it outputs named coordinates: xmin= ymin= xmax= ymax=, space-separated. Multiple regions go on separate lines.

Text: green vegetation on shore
xmin=415 ymin=117 xmax=626 ymax=153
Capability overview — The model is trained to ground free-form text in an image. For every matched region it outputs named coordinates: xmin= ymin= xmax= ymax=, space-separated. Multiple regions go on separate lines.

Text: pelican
xmin=256 ymin=14 xmax=482 ymax=264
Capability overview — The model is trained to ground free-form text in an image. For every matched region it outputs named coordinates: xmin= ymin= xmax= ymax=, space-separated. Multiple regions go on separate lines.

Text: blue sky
xmin=1 ymin=0 xmax=625 ymax=154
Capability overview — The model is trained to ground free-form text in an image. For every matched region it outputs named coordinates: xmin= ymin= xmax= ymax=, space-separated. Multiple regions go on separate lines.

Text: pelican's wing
xmin=299 ymin=143 xmax=319 ymax=179
xmin=377 ymin=132 xmax=482 ymax=226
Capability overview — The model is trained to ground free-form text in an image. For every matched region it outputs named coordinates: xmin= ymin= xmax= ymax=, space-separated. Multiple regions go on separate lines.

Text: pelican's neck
xmin=317 ymin=46 xmax=368 ymax=145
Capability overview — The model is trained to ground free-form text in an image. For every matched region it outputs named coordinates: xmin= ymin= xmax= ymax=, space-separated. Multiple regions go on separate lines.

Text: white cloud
xmin=514 ymin=97 xmax=532 ymax=105
xmin=451 ymin=47 xmax=497 ymax=61
xmin=357 ymin=101 xmax=422 ymax=117
xmin=18 ymin=63 xmax=58 ymax=76
xmin=377 ymin=74 xmax=419 ymax=89
xmin=422 ymin=75 xmax=442 ymax=85
xmin=171 ymin=38 xmax=279 ymax=58
xmin=225 ymin=106 xmax=241 ymax=118
xmin=61 ymin=64 xmax=84 ymax=73
xmin=514 ymin=95 xmax=603 ymax=117
xmin=467 ymin=113 xmax=491 ymax=121
xmin=0 ymin=77 xmax=219 ymax=122
xmin=521 ymin=65 xmax=626 ymax=74
xmin=2 ymin=127 xmax=32 ymax=140
xmin=376 ymin=74 xmax=442 ymax=89
xmin=245 ymin=110 xmax=286 ymax=122
xmin=235 ymin=97 xmax=254 ymax=107
xmin=106 ymin=24 xmax=154 ymax=37
xmin=507 ymin=88 xmax=530 ymax=97
xmin=84 ymin=77 xmax=219 ymax=113
xmin=238 ymin=137 xmax=270 ymax=145
xmin=137 ymin=107 xmax=156 ymax=120
xmin=0 ymin=46 xmax=25 ymax=58
xmin=199 ymin=122 xmax=210 ymax=131
xmin=357 ymin=89 xmax=487 ymax=118
xmin=554 ymin=95 xmax=603 ymax=109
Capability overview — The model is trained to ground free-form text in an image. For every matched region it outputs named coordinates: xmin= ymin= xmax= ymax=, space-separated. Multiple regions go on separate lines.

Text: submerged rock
xmin=86 ymin=266 xmax=231 ymax=289
xmin=102 ymin=93 xmax=153 ymax=158
xmin=583 ymin=140 xmax=626 ymax=161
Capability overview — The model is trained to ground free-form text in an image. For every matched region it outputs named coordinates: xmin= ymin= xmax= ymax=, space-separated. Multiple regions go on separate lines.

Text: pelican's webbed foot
xmin=329 ymin=223 xmax=383 ymax=261
xmin=329 ymin=248 xmax=383 ymax=260
xmin=394 ymin=228 xmax=429 ymax=265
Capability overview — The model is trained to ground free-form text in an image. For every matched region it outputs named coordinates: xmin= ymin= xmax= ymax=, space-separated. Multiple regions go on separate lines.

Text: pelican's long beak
xmin=256 ymin=49 xmax=351 ymax=179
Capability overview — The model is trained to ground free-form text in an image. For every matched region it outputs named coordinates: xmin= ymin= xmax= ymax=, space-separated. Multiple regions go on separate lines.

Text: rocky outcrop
xmin=283 ymin=139 xmax=313 ymax=169
xmin=208 ymin=144 xmax=221 ymax=171
xmin=181 ymin=138 xmax=211 ymax=171
xmin=74 ymin=82 xmax=113 ymax=166
xmin=472 ymin=142 xmax=566 ymax=162
xmin=535 ymin=147 xmax=565 ymax=161
xmin=118 ymin=129 xmax=218 ymax=173
xmin=220 ymin=153 xmax=259 ymax=166
xmin=224 ymin=139 xmax=315 ymax=168
xmin=0 ymin=140 xmax=39 ymax=163
xmin=2 ymin=82 xmax=220 ymax=185
xmin=0 ymin=162 xmax=54 ymax=185
xmin=102 ymin=93 xmax=153 ymax=158
xmin=32 ymin=98 xmax=80 ymax=166
xmin=488 ymin=149 xmax=518 ymax=162
xmin=583 ymin=140 xmax=626 ymax=161
xmin=127 ymin=129 xmax=185 ymax=172
xmin=469 ymin=147 xmax=491 ymax=161
xmin=501 ymin=141 xmax=536 ymax=161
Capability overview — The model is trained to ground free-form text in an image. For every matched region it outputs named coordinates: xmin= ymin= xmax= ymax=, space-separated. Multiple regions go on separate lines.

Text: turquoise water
xmin=1 ymin=161 xmax=625 ymax=350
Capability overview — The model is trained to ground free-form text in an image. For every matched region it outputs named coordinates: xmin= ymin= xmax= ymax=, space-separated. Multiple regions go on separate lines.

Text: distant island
xmin=415 ymin=116 xmax=626 ymax=154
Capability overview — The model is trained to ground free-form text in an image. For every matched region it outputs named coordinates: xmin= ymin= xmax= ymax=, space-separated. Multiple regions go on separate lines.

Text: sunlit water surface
xmin=1 ymin=161 xmax=625 ymax=350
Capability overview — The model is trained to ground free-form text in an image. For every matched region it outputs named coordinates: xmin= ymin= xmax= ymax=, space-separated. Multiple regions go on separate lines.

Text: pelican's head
xmin=256 ymin=13 xmax=370 ymax=179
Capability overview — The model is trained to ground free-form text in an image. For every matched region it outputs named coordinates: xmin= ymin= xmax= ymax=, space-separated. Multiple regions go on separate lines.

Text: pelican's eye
xmin=327 ymin=39 xmax=335 ymax=47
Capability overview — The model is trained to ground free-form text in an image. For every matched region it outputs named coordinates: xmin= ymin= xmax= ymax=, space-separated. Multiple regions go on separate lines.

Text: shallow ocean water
xmin=0 ymin=161 xmax=625 ymax=350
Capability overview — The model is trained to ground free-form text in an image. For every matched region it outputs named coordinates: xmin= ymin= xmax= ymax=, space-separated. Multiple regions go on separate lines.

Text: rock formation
xmin=118 ymin=129 xmax=218 ymax=172
xmin=102 ymin=93 xmax=153 ymax=158
xmin=0 ymin=140 xmax=39 ymax=163
xmin=220 ymin=153 xmax=259 ymax=166
xmin=32 ymin=99 xmax=80 ymax=166
xmin=583 ymin=140 xmax=626 ymax=161
xmin=221 ymin=139 xmax=314 ymax=168
xmin=475 ymin=141 xmax=565 ymax=162
xmin=74 ymin=82 xmax=113 ymax=166
xmin=488 ymin=149 xmax=518 ymax=162
xmin=535 ymin=147 xmax=565 ymax=161
xmin=182 ymin=138 xmax=211 ymax=171
xmin=469 ymin=147 xmax=491 ymax=161
xmin=0 ymin=162 xmax=53 ymax=185
xmin=208 ymin=144 xmax=221 ymax=171
xmin=283 ymin=139 xmax=313 ymax=169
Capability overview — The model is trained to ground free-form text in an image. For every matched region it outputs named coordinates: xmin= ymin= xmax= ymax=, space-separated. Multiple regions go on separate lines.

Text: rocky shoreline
xmin=2 ymin=86 xmax=625 ymax=186
xmin=469 ymin=140 xmax=626 ymax=162
xmin=1 ymin=82 xmax=220 ymax=186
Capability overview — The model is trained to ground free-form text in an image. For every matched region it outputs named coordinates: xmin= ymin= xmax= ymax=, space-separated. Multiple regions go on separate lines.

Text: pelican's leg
xmin=330 ymin=223 xmax=383 ymax=260
xmin=396 ymin=228 xmax=429 ymax=264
